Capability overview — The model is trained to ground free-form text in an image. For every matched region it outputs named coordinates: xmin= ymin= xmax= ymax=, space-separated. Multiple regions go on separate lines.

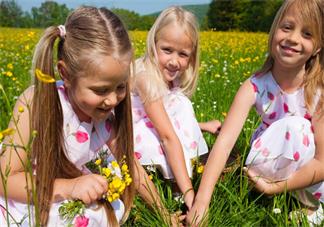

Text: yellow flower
xmin=197 ymin=165 xmax=204 ymax=174
xmin=108 ymin=196 xmax=113 ymax=202
xmin=95 ymin=159 xmax=102 ymax=166
xmin=112 ymin=193 xmax=119 ymax=200
xmin=121 ymin=164 xmax=128 ymax=173
xmin=1 ymin=128 xmax=15 ymax=137
xmin=125 ymin=176 xmax=132 ymax=186
xmin=222 ymin=112 xmax=227 ymax=117
xmin=111 ymin=161 xmax=119 ymax=169
xmin=118 ymin=182 xmax=126 ymax=193
xmin=102 ymin=167 xmax=111 ymax=178
xmin=6 ymin=71 xmax=13 ymax=77
xmin=18 ymin=106 xmax=24 ymax=113
xmin=7 ymin=63 xmax=13 ymax=69
xmin=32 ymin=130 xmax=38 ymax=138
xmin=110 ymin=177 xmax=122 ymax=190
xmin=35 ymin=69 xmax=55 ymax=83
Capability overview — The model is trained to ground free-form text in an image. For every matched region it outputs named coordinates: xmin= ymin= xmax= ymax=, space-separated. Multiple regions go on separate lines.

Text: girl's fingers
xmin=178 ymin=214 xmax=186 ymax=221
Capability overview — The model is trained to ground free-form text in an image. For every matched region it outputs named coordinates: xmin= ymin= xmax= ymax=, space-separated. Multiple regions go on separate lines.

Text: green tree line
xmin=1 ymin=0 xmax=283 ymax=31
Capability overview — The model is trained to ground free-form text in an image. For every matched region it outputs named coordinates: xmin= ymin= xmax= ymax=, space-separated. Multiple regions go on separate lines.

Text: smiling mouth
xmin=280 ymin=45 xmax=300 ymax=53
xmin=166 ymin=69 xmax=179 ymax=78
xmin=97 ymin=107 xmax=111 ymax=113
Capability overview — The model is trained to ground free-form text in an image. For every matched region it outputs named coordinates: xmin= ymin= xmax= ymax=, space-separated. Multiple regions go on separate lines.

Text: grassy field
xmin=0 ymin=28 xmax=311 ymax=226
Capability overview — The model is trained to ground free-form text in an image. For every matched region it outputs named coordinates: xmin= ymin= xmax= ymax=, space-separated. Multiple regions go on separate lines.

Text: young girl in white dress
xmin=0 ymin=6 xmax=178 ymax=226
xmin=131 ymin=6 xmax=221 ymax=211
xmin=188 ymin=0 xmax=324 ymax=225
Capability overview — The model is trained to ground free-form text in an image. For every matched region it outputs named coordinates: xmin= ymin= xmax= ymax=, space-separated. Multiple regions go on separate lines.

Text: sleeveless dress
xmin=131 ymin=71 xmax=208 ymax=179
xmin=0 ymin=81 xmax=125 ymax=226
xmin=245 ymin=72 xmax=324 ymax=204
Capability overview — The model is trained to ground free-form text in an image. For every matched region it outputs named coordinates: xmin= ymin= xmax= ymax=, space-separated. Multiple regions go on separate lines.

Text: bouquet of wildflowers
xmin=59 ymin=150 xmax=132 ymax=226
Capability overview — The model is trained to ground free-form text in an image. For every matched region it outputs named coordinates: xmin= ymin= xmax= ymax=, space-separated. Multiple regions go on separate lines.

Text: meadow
xmin=0 ymin=28 xmax=310 ymax=226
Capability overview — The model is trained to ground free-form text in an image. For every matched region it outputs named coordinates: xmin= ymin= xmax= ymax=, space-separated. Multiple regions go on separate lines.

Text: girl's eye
xmin=280 ymin=22 xmax=292 ymax=31
xmin=162 ymin=48 xmax=172 ymax=54
xmin=179 ymin=52 xmax=189 ymax=58
xmin=117 ymin=84 xmax=126 ymax=91
xmin=302 ymin=31 xmax=312 ymax=39
xmin=93 ymin=88 xmax=108 ymax=95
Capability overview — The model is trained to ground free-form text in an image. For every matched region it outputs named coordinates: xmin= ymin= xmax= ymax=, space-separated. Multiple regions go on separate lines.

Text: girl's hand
xmin=170 ymin=211 xmax=186 ymax=227
xmin=199 ymin=120 xmax=222 ymax=135
xmin=186 ymin=200 xmax=208 ymax=226
xmin=244 ymin=167 xmax=284 ymax=195
xmin=70 ymin=174 xmax=108 ymax=204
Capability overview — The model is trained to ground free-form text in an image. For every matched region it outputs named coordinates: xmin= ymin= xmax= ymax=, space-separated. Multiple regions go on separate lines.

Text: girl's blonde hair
xmin=31 ymin=6 xmax=135 ymax=225
xmin=136 ymin=6 xmax=200 ymax=102
xmin=258 ymin=0 xmax=324 ymax=114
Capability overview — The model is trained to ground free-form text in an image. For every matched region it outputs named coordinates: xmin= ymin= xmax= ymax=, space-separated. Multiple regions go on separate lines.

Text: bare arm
xmin=135 ymin=72 xmax=194 ymax=208
xmin=0 ymin=87 xmax=34 ymax=202
xmin=187 ymin=79 xmax=255 ymax=224
xmin=246 ymin=111 xmax=324 ymax=194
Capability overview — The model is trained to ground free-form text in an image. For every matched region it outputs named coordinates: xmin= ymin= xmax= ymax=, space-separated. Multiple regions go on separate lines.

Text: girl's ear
xmin=57 ymin=60 xmax=71 ymax=87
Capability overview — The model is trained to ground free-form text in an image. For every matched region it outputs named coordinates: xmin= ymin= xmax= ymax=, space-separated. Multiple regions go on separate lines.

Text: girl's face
xmin=271 ymin=4 xmax=319 ymax=71
xmin=156 ymin=22 xmax=193 ymax=86
xmin=67 ymin=55 xmax=130 ymax=122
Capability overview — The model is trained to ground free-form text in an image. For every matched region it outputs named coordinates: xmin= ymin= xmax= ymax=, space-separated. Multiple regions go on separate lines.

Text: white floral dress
xmin=0 ymin=81 xmax=124 ymax=226
xmin=131 ymin=86 xmax=208 ymax=179
xmin=245 ymin=72 xmax=324 ymax=203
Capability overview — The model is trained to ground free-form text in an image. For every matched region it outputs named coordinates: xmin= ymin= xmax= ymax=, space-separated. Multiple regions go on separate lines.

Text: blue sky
xmin=16 ymin=0 xmax=211 ymax=15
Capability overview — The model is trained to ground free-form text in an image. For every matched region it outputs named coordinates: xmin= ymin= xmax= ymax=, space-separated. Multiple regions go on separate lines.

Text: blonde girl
xmin=131 ymin=6 xmax=221 ymax=211
xmin=188 ymin=0 xmax=324 ymax=225
xmin=0 ymin=6 xmax=178 ymax=226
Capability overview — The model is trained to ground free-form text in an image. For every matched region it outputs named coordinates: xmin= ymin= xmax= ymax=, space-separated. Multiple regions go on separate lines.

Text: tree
xmin=112 ymin=8 xmax=155 ymax=30
xmin=0 ymin=0 xmax=23 ymax=27
xmin=207 ymin=0 xmax=283 ymax=32
xmin=31 ymin=1 xmax=71 ymax=27
xmin=208 ymin=0 xmax=237 ymax=30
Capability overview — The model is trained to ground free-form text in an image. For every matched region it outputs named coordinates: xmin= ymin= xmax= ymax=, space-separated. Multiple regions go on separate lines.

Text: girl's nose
xmin=168 ymin=56 xmax=179 ymax=68
xmin=287 ymin=30 xmax=301 ymax=44
xmin=104 ymin=92 xmax=118 ymax=107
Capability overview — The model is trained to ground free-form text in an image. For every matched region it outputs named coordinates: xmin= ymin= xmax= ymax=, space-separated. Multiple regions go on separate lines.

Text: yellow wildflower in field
xmin=7 ymin=63 xmax=13 ymax=69
xmin=6 ymin=71 xmax=13 ymax=77
xmin=197 ymin=165 xmax=204 ymax=174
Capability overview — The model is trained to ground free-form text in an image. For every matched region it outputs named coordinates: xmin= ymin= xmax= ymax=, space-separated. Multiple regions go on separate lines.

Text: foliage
xmin=112 ymin=8 xmax=156 ymax=31
xmin=0 ymin=0 xmax=23 ymax=27
xmin=208 ymin=0 xmax=283 ymax=32
xmin=31 ymin=1 xmax=71 ymax=27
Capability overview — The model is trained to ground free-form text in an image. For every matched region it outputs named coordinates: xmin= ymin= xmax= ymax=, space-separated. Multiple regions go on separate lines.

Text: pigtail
xmin=31 ymin=26 xmax=81 ymax=225
xmin=114 ymin=82 xmax=135 ymax=223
